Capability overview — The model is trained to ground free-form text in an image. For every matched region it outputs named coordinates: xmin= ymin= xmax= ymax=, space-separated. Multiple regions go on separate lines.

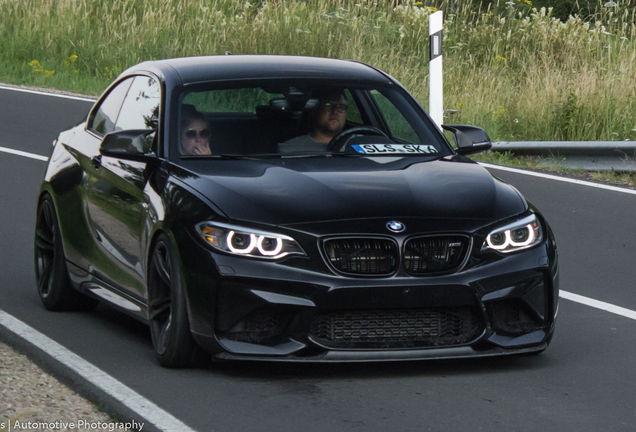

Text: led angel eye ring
xmin=257 ymin=236 xmax=283 ymax=256
xmin=508 ymin=224 xmax=535 ymax=247
xmin=487 ymin=223 xmax=538 ymax=251
xmin=227 ymin=231 xmax=257 ymax=254
xmin=487 ymin=230 xmax=511 ymax=250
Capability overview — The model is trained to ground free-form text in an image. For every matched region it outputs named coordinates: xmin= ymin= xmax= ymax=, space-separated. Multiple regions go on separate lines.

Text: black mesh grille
xmin=243 ymin=310 xmax=280 ymax=333
xmin=323 ymin=238 xmax=398 ymax=275
xmin=225 ymin=309 xmax=284 ymax=344
xmin=404 ymin=236 xmax=469 ymax=274
xmin=309 ymin=307 xmax=482 ymax=349
xmin=488 ymin=300 xmax=545 ymax=336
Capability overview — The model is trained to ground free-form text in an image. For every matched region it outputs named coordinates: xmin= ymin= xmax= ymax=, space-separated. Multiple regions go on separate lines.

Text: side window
xmin=89 ymin=78 xmax=133 ymax=136
xmin=371 ymin=90 xmax=421 ymax=144
xmin=116 ymin=76 xmax=161 ymax=132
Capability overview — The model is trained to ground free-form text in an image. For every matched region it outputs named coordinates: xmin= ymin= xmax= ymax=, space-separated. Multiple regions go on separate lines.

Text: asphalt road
xmin=1 ymin=87 xmax=635 ymax=432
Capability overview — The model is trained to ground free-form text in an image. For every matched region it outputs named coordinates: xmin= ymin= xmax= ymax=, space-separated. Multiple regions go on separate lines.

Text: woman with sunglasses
xmin=180 ymin=106 xmax=212 ymax=156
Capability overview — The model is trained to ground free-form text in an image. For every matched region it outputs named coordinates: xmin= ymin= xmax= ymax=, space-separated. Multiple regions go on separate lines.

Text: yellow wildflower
xmin=44 ymin=70 xmax=55 ymax=78
xmin=28 ymin=60 xmax=44 ymax=72
xmin=491 ymin=106 xmax=508 ymax=120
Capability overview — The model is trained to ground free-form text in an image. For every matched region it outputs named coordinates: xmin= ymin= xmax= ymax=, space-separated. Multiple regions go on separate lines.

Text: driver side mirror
xmin=442 ymin=124 xmax=492 ymax=156
xmin=100 ymin=129 xmax=157 ymax=162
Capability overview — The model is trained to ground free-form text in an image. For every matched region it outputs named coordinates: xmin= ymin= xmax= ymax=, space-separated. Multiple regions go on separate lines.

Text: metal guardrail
xmin=491 ymin=141 xmax=636 ymax=171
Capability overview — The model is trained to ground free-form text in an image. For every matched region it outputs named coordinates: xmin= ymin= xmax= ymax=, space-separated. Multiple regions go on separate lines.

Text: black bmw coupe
xmin=35 ymin=55 xmax=558 ymax=367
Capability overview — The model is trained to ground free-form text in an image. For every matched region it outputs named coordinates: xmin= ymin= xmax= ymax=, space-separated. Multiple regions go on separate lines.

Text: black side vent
xmin=224 ymin=307 xmax=288 ymax=344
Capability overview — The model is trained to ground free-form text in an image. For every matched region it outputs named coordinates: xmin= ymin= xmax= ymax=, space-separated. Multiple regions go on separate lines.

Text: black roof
xmin=124 ymin=55 xmax=391 ymax=85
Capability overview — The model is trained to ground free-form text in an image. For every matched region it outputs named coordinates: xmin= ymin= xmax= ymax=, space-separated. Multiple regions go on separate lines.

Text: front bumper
xmin=213 ymin=344 xmax=549 ymax=362
xmin=182 ymin=236 xmax=558 ymax=362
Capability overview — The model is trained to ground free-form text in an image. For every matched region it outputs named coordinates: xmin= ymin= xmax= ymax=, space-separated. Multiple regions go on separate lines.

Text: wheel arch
xmin=145 ymin=227 xmax=200 ymax=334
xmin=36 ymin=188 xmax=66 ymax=255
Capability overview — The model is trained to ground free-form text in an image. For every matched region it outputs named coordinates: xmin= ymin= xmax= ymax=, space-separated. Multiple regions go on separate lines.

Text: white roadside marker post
xmin=429 ymin=10 xmax=443 ymax=129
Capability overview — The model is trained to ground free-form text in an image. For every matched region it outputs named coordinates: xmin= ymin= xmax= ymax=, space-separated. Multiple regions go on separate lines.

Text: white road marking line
xmin=560 ymin=290 xmax=636 ymax=320
xmin=0 ymin=146 xmax=48 ymax=161
xmin=0 ymin=310 xmax=197 ymax=432
xmin=0 ymin=84 xmax=96 ymax=102
xmin=480 ymin=162 xmax=636 ymax=196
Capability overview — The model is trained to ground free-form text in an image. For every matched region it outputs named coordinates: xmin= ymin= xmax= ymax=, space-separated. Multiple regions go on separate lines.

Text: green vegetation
xmin=0 ymin=0 xmax=635 ymax=143
xmin=530 ymin=0 xmax=636 ymax=22
xmin=469 ymin=150 xmax=636 ymax=187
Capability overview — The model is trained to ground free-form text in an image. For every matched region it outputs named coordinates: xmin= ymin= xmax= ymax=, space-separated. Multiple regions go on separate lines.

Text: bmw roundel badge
xmin=386 ymin=221 xmax=405 ymax=233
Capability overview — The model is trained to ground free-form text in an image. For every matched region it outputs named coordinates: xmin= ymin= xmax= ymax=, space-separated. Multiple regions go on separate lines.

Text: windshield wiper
xmin=222 ymin=152 xmax=334 ymax=159
xmin=218 ymin=153 xmax=255 ymax=159
xmin=330 ymin=152 xmax=364 ymax=158
xmin=279 ymin=152 xmax=334 ymax=158
xmin=184 ymin=152 xmax=354 ymax=160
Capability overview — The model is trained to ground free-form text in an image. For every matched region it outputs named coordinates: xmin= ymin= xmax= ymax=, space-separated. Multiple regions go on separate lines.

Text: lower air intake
xmin=309 ymin=307 xmax=482 ymax=349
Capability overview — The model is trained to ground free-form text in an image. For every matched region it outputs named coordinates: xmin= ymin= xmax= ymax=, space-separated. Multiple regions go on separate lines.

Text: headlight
xmin=196 ymin=222 xmax=306 ymax=260
xmin=482 ymin=214 xmax=543 ymax=254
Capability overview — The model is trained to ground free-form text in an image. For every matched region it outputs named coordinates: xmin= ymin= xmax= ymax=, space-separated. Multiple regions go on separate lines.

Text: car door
xmin=83 ymin=75 xmax=161 ymax=299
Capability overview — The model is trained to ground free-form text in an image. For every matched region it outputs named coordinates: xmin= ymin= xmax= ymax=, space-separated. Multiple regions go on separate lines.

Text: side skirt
xmin=66 ymin=261 xmax=149 ymax=323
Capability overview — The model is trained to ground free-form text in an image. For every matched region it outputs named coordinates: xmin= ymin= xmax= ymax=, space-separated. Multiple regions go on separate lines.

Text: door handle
xmin=91 ymin=155 xmax=102 ymax=168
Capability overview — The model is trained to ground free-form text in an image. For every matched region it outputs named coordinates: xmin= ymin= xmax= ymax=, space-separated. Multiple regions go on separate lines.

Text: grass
xmin=0 ymin=0 xmax=634 ymax=141
xmin=469 ymin=150 xmax=636 ymax=187
xmin=1 ymin=0 xmax=635 ymax=182
xmin=1 ymin=0 xmax=635 ymax=141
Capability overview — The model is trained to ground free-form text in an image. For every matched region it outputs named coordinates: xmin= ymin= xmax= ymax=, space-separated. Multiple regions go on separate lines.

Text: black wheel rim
xmin=149 ymin=241 xmax=173 ymax=355
xmin=35 ymin=200 xmax=56 ymax=299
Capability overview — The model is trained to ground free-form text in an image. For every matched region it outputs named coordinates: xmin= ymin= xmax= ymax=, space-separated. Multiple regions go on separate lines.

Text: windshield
xmin=175 ymin=79 xmax=450 ymax=159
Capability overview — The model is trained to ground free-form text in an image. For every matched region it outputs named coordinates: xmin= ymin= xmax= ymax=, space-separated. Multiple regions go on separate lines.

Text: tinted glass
xmin=371 ymin=90 xmax=421 ymax=143
xmin=176 ymin=79 xmax=448 ymax=158
xmin=183 ymin=88 xmax=283 ymax=113
xmin=344 ymin=89 xmax=363 ymax=125
xmin=116 ymin=76 xmax=161 ymax=131
xmin=90 ymin=78 xmax=133 ymax=135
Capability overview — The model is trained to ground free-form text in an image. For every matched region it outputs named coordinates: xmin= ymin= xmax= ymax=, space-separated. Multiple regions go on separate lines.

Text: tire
xmin=34 ymin=195 xmax=98 ymax=311
xmin=148 ymin=234 xmax=207 ymax=368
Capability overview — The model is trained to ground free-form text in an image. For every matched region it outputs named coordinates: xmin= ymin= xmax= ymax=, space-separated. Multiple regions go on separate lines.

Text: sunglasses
xmin=320 ymin=103 xmax=348 ymax=114
xmin=184 ymin=128 xmax=210 ymax=139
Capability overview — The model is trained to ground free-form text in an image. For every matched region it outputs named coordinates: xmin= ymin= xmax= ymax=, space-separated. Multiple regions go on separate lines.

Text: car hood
xmin=180 ymin=156 xmax=526 ymax=227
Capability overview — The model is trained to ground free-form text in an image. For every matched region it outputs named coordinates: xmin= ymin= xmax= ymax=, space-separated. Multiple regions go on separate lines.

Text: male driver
xmin=279 ymin=89 xmax=348 ymax=153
